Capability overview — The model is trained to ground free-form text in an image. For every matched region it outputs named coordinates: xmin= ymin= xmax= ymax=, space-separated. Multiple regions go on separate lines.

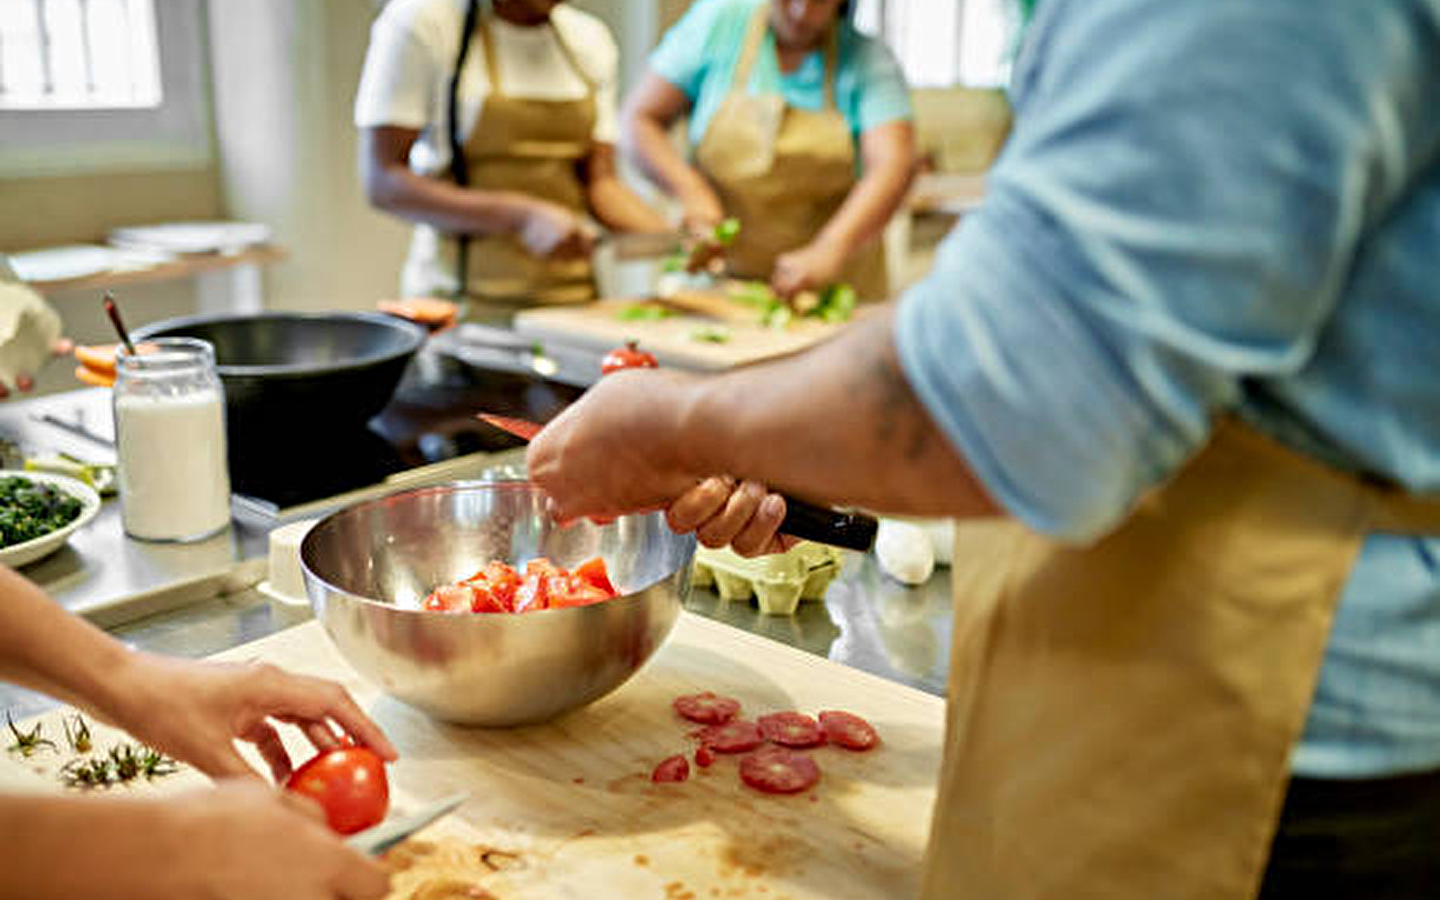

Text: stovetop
xmin=228 ymin=354 xmax=583 ymax=514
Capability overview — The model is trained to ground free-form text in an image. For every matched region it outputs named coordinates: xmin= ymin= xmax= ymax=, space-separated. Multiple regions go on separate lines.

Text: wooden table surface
xmin=2 ymin=612 xmax=946 ymax=900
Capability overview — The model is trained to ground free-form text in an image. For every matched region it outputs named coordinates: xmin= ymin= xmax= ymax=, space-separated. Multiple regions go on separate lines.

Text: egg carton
xmin=691 ymin=541 xmax=844 ymax=615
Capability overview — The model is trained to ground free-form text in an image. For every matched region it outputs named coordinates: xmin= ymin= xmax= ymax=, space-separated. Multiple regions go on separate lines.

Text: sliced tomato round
xmin=818 ymin=710 xmax=880 ymax=751
xmin=651 ymin=754 xmax=690 ymax=783
xmin=673 ymin=692 xmax=741 ymax=725
xmin=694 ymin=745 xmax=716 ymax=768
xmin=695 ymin=720 xmax=763 ymax=754
xmin=739 ymin=746 xmax=820 ymax=795
xmin=758 ymin=711 xmax=826 ymax=748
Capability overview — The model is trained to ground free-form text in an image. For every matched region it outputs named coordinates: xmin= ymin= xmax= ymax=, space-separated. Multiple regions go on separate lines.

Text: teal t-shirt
xmin=649 ymin=0 xmax=913 ymax=151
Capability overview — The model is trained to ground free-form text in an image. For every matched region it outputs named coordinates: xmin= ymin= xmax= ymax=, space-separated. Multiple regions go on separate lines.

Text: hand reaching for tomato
xmin=103 ymin=653 xmax=398 ymax=785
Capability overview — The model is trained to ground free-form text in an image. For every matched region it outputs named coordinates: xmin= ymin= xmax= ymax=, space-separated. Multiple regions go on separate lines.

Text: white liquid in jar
xmin=116 ymin=391 xmax=231 ymax=541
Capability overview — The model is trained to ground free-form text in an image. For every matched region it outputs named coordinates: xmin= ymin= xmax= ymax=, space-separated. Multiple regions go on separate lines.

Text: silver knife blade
xmin=346 ymin=791 xmax=468 ymax=857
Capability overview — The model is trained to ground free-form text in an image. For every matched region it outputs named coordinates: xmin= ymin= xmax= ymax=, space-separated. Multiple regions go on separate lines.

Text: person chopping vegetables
xmin=527 ymin=0 xmax=1440 ymax=897
xmin=356 ymin=0 xmax=668 ymax=321
xmin=623 ymin=0 xmax=916 ymax=302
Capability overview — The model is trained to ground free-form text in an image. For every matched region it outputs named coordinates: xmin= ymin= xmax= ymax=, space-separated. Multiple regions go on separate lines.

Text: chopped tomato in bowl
xmin=421 ymin=557 xmax=620 ymax=615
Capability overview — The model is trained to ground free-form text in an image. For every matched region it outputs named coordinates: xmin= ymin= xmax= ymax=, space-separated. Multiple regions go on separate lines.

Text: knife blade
xmin=478 ymin=413 xmax=878 ymax=552
xmin=346 ymin=791 xmax=468 ymax=857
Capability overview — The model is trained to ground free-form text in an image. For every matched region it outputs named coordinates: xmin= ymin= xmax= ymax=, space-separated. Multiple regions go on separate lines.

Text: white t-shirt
xmin=354 ymin=0 xmax=620 ymax=178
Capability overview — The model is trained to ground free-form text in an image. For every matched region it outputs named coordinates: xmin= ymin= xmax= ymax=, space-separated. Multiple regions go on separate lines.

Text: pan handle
xmin=777 ymin=496 xmax=878 ymax=552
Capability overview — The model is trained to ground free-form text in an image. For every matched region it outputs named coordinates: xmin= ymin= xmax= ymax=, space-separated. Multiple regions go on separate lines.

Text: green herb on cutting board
xmin=726 ymin=280 xmax=858 ymax=330
xmin=6 ymin=711 xmax=56 ymax=757
xmin=689 ymin=326 xmax=732 ymax=344
xmin=616 ymin=302 xmax=675 ymax=323
xmin=62 ymin=714 xmax=92 ymax=753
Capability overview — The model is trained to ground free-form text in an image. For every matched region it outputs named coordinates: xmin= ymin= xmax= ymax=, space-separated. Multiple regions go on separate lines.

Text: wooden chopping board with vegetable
xmin=0 ymin=613 xmax=943 ymax=899
xmin=514 ymin=281 xmax=864 ymax=372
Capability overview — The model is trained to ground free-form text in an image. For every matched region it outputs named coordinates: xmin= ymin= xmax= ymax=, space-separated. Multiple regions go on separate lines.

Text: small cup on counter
xmin=112 ymin=337 xmax=232 ymax=542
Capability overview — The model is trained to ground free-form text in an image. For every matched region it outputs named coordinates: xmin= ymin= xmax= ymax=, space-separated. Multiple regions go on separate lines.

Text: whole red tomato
xmin=600 ymin=340 xmax=658 ymax=376
xmin=285 ymin=746 xmax=390 ymax=835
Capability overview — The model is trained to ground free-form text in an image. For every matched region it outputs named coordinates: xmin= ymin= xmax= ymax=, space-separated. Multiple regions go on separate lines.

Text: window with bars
xmin=853 ymin=0 xmax=1023 ymax=88
xmin=0 ymin=0 xmax=162 ymax=110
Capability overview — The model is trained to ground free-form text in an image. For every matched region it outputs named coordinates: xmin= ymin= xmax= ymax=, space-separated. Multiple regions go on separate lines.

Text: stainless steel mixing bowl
xmin=300 ymin=481 xmax=695 ymax=726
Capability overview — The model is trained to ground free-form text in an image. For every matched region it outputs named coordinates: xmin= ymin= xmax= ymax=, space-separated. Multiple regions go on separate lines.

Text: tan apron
xmin=694 ymin=6 xmax=888 ymax=302
xmin=406 ymin=12 xmax=597 ymax=319
xmin=925 ymin=419 xmax=1440 ymax=900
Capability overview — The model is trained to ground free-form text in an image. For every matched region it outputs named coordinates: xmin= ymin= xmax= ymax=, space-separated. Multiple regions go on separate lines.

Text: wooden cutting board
xmin=1 ymin=613 xmax=944 ymax=900
xmin=514 ymin=297 xmax=853 ymax=371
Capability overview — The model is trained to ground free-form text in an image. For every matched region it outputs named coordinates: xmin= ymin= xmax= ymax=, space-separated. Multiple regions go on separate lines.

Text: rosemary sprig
xmin=59 ymin=742 xmax=179 ymax=789
xmin=62 ymin=714 xmax=92 ymax=753
xmin=6 ymin=711 xmax=57 ymax=757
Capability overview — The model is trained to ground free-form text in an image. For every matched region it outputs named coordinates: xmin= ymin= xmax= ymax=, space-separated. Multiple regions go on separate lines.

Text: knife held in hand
xmin=347 ymin=792 xmax=468 ymax=857
xmin=478 ymin=413 xmax=878 ymax=552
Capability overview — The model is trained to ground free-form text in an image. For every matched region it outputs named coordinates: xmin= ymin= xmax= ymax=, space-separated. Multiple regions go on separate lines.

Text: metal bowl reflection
xmin=300 ymin=481 xmax=695 ymax=726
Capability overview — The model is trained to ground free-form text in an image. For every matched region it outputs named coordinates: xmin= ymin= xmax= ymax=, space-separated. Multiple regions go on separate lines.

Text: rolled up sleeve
xmin=894 ymin=0 xmax=1394 ymax=542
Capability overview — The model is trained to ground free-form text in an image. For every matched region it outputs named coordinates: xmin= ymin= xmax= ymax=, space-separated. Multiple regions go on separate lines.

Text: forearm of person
xmin=621 ymin=75 xmax=722 ymax=217
xmin=0 ymin=794 xmax=178 ymax=900
xmin=364 ymin=163 xmax=544 ymax=236
xmin=624 ymin=115 xmax=718 ymax=213
xmin=675 ymin=306 xmax=999 ymax=518
xmin=0 ymin=566 xmax=135 ymax=720
xmin=811 ymin=122 xmax=916 ymax=258
xmin=588 ymin=176 xmax=670 ymax=232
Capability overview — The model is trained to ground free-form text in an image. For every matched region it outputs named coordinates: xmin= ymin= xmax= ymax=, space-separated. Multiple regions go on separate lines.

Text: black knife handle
xmin=777 ymin=496 xmax=878 ymax=552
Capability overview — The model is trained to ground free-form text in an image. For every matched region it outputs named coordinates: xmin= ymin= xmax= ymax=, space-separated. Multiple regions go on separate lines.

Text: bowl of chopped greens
xmin=0 ymin=471 xmax=101 ymax=569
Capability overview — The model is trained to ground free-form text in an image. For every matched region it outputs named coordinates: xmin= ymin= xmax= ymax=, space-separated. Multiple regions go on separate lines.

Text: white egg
xmin=875 ymin=519 xmax=936 ymax=585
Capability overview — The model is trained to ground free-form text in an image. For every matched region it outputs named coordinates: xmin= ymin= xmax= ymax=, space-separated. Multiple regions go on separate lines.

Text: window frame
xmin=0 ymin=0 xmax=212 ymax=177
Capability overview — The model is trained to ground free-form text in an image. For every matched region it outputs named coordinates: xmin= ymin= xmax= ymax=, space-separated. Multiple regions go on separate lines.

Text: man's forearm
xmin=677 ymin=305 xmax=999 ymax=517
xmin=366 ymin=165 xmax=540 ymax=237
xmin=811 ymin=123 xmax=917 ymax=263
xmin=588 ymin=176 xmax=670 ymax=233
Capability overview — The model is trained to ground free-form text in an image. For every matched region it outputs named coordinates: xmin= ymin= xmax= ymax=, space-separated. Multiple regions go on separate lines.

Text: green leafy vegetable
xmin=616 ymin=303 xmax=675 ymax=323
xmin=714 ymin=218 xmax=742 ymax=246
xmin=689 ymin=326 xmax=732 ymax=344
xmin=726 ymin=280 xmax=858 ymax=329
xmin=0 ymin=476 xmax=84 ymax=548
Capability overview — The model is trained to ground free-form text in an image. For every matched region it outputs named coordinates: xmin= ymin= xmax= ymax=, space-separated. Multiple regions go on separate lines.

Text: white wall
xmin=207 ymin=0 xmax=412 ymax=312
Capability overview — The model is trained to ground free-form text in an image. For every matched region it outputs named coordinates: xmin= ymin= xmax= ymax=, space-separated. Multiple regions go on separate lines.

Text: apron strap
xmin=822 ymin=24 xmax=839 ymax=111
xmin=476 ymin=14 xmax=504 ymax=98
xmin=731 ymin=5 xmax=841 ymax=110
xmin=1365 ymin=484 xmax=1440 ymax=533
xmin=732 ymin=4 xmax=770 ymax=93
xmin=447 ymin=0 xmax=483 ymax=300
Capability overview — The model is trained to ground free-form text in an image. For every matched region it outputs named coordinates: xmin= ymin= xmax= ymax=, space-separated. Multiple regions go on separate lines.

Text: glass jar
xmin=112 ymin=337 xmax=232 ymax=542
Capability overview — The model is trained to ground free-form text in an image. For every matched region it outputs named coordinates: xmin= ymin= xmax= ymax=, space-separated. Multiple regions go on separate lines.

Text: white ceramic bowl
xmin=0 ymin=470 xmax=102 ymax=568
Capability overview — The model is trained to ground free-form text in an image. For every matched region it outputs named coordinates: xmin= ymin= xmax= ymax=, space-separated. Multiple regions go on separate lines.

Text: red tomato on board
xmin=694 ymin=745 xmax=716 ymax=768
xmin=817 ymin=710 xmax=880 ymax=751
xmin=285 ymin=747 xmax=390 ymax=835
xmin=739 ymin=746 xmax=820 ymax=795
xmin=758 ymin=711 xmax=827 ymax=748
xmin=673 ymin=692 xmax=741 ymax=725
xmin=695 ymin=720 xmax=763 ymax=754
xmin=651 ymin=754 xmax=690 ymax=783
xmin=600 ymin=340 xmax=658 ymax=376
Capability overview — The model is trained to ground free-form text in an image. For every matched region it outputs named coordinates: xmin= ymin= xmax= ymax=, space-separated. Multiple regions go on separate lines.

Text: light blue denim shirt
xmin=896 ymin=0 xmax=1440 ymax=778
